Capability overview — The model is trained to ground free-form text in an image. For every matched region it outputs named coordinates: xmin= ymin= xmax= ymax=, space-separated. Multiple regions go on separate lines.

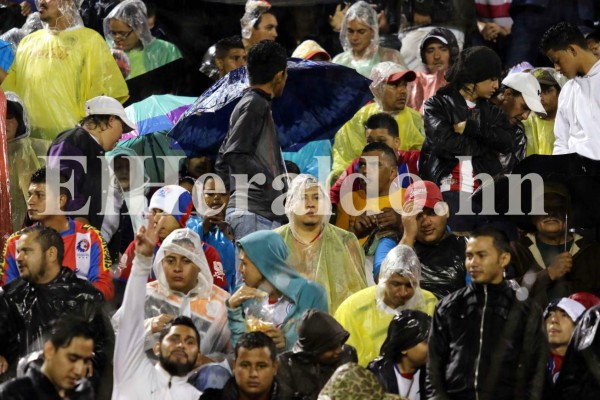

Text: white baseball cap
xmin=502 ymin=72 xmax=547 ymax=115
xmin=84 ymin=96 xmax=137 ymax=133
xmin=544 ymin=298 xmax=586 ymax=322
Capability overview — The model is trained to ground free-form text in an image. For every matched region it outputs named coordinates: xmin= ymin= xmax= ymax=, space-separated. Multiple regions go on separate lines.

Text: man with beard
xmin=112 ymin=221 xmax=202 ymax=399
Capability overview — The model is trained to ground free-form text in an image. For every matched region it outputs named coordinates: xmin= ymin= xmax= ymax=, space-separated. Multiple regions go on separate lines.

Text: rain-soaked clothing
xmin=2 ymin=26 xmax=128 ymax=141
xmin=4 ymin=92 xmax=40 ymax=232
xmin=112 ymin=253 xmax=202 ymax=400
xmin=0 ymin=268 xmax=112 ymax=390
xmin=425 ymin=281 xmax=547 ymax=400
xmin=277 ymin=309 xmax=358 ymax=400
xmin=523 ymin=113 xmax=556 ymax=156
xmin=334 ymin=245 xmax=437 ymax=366
xmin=103 ymin=0 xmax=181 ymax=79
xmin=227 ymin=230 xmax=328 ymax=352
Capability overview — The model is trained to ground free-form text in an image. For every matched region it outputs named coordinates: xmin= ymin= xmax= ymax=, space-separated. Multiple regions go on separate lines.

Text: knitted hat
xmin=149 ymin=185 xmax=194 ymax=227
xmin=445 ymin=46 xmax=502 ymax=84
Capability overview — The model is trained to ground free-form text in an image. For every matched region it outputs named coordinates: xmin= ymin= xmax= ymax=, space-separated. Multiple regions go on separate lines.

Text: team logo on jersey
xmin=77 ymin=239 xmax=90 ymax=252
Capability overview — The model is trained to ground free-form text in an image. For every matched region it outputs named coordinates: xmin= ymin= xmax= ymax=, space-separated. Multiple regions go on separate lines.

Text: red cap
xmin=569 ymin=292 xmax=600 ymax=310
xmin=388 ymin=70 xmax=417 ymax=84
xmin=403 ymin=181 xmax=443 ymax=209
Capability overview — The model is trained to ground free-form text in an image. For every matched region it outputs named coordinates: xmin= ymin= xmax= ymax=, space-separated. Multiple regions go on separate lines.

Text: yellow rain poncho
xmin=523 ymin=113 xmax=556 ymax=156
xmin=275 ymin=174 xmax=367 ymax=313
xmin=2 ymin=12 xmax=128 ymax=141
xmin=334 ymin=245 xmax=437 ymax=366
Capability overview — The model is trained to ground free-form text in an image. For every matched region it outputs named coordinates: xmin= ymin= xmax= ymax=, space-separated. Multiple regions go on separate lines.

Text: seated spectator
xmin=512 ymin=183 xmax=600 ymax=307
xmin=200 ymin=332 xmax=288 ymax=399
xmin=332 ymin=1 xmax=404 ymax=78
xmin=187 ymin=176 xmax=236 ymax=293
xmin=334 ymin=245 xmax=437 ymax=366
xmin=2 ymin=0 xmax=128 ymax=142
xmin=214 ymin=36 xmax=247 ymax=79
xmin=544 ymin=297 xmax=586 ymax=385
xmin=277 ymin=309 xmax=357 ymax=399
xmin=367 ymin=310 xmax=431 ymax=398
xmin=112 ymin=222 xmax=202 ymax=399
xmin=331 ymin=61 xmax=424 ymax=180
xmin=319 ymin=362 xmax=403 ymax=400
xmin=240 ymin=0 xmax=278 ymax=50
xmin=113 ymin=228 xmax=231 ymax=364
xmin=291 ymin=39 xmax=331 ymax=61
xmin=276 ymin=174 xmax=367 ymax=313
xmin=523 ymin=68 xmax=567 ymax=156
xmin=407 ymin=27 xmax=459 ymax=114
xmin=181 ymin=155 xmax=213 ymax=181
xmin=0 ymin=226 xmax=111 ymax=392
xmin=226 ymin=230 xmax=328 ymax=353
xmin=4 ymin=92 xmax=40 ymax=232
xmin=335 ymin=143 xmax=401 ymax=245
xmin=586 ymin=30 xmax=600 ymax=59
xmin=376 ymin=180 xmax=467 ymax=298
xmin=116 ymin=185 xmax=227 ymax=291
xmin=1 ymin=167 xmax=114 ymax=300
xmin=330 ymin=112 xmax=420 ymax=206
xmin=103 ymin=0 xmax=182 ymax=79
xmin=0 ymin=316 xmax=95 ymax=398
xmin=472 ymin=0 xmax=512 ymax=65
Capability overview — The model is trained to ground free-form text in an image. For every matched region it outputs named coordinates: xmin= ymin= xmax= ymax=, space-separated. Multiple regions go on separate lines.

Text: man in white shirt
xmin=540 ymin=22 xmax=600 ymax=160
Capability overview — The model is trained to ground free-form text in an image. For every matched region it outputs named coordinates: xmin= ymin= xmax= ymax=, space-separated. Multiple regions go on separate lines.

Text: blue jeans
xmin=225 ymin=208 xmax=282 ymax=288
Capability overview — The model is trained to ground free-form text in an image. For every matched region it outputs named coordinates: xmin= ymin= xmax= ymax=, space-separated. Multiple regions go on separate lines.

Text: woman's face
xmin=346 ymin=19 xmax=373 ymax=55
xmin=108 ymin=19 xmax=141 ymax=52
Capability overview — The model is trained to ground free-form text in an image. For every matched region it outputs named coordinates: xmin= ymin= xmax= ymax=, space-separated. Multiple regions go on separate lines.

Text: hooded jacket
xmin=425 ymin=281 xmax=547 ymax=400
xmin=419 ymin=85 xmax=515 ymax=187
xmin=200 ymin=377 xmax=289 ymax=400
xmin=276 ymin=309 xmax=358 ymax=400
xmin=227 ymin=231 xmax=328 ymax=352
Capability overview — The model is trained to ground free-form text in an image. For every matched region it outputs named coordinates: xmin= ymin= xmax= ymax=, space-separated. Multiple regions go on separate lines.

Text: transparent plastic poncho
xmin=240 ymin=0 xmax=271 ymax=40
xmin=103 ymin=0 xmax=154 ymax=49
xmin=0 ymin=12 xmax=43 ymax=52
xmin=369 ymin=61 xmax=411 ymax=108
xmin=34 ymin=0 xmax=84 ymax=30
xmin=339 ymin=1 xmax=379 ymax=56
xmin=375 ymin=244 xmax=426 ymax=313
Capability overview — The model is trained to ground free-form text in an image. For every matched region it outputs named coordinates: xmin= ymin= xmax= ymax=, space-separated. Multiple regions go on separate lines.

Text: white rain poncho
xmin=103 ymin=0 xmax=182 ymax=79
xmin=276 ymin=174 xmax=367 ymax=313
xmin=338 ymin=1 xmax=379 ymax=57
xmin=0 ymin=12 xmax=43 ymax=51
xmin=375 ymin=244 xmax=427 ymax=314
xmin=5 ymin=92 xmax=40 ymax=232
xmin=147 ymin=228 xmax=231 ymax=359
xmin=369 ymin=61 xmax=413 ymax=109
xmin=240 ymin=0 xmax=271 ymax=40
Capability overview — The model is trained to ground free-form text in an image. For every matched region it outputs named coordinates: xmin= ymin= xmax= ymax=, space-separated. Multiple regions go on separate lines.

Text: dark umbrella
xmin=487 ymin=154 xmax=600 ymax=229
xmin=169 ymin=58 xmax=373 ymax=157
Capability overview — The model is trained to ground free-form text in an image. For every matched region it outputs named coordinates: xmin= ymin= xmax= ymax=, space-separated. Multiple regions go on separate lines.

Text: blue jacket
xmin=227 ymin=230 xmax=328 ymax=352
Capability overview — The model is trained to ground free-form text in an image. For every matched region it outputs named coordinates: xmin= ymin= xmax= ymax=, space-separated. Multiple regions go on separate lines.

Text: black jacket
xmin=200 ymin=378 xmax=287 ymax=400
xmin=0 ymin=363 xmax=94 ymax=400
xmin=215 ymin=88 xmax=288 ymax=223
xmin=425 ymin=281 xmax=547 ymax=400
xmin=0 ymin=268 xmax=114 ymax=391
xmin=276 ymin=309 xmax=357 ymax=400
xmin=368 ymin=358 xmax=426 ymax=399
xmin=419 ymin=86 xmax=514 ymax=185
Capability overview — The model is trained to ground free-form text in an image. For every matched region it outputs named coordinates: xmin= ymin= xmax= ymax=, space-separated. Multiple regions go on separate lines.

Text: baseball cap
xmin=423 ymin=35 xmax=449 ymax=46
xmin=84 ymin=96 xmax=137 ymax=133
xmin=403 ymin=180 xmax=443 ymax=209
xmin=544 ymin=297 xmax=586 ymax=322
xmin=530 ymin=67 xmax=567 ymax=89
xmin=387 ymin=65 xmax=416 ymax=83
xmin=569 ymin=292 xmax=600 ymax=310
xmin=502 ymin=72 xmax=546 ymax=115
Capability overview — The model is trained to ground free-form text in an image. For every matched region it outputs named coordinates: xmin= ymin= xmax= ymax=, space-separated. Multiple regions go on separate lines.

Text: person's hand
xmin=547 ymin=252 xmax=573 ymax=280
xmin=329 ymin=4 xmax=349 ymax=32
xmin=0 ymin=355 xmax=8 ymax=375
xmin=400 ymin=200 xmax=420 ymax=246
xmin=135 ymin=218 xmax=159 ymax=257
xmin=19 ymin=1 xmax=32 ymax=16
xmin=480 ymin=22 xmax=502 ymax=42
xmin=376 ymin=207 xmax=399 ymax=230
xmin=353 ymin=213 xmax=377 ymax=237
xmin=228 ymin=285 xmax=266 ymax=308
xmin=263 ymin=327 xmax=286 ymax=350
xmin=413 ymin=12 xmax=432 ymax=25
xmin=453 ymin=121 xmax=467 ymax=135
xmin=377 ymin=10 xmax=389 ymax=33
xmin=150 ymin=314 xmax=175 ymax=334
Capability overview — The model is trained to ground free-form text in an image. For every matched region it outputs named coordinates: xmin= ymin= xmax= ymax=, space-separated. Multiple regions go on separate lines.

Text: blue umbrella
xmin=169 ymin=58 xmax=373 ymax=157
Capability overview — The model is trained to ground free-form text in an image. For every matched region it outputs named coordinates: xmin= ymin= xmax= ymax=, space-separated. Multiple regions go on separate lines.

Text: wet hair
xmin=362 ymin=141 xmax=398 ymax=165
xmin=540 ymin=22 xmax=588 ymax=53
xmin=159 ymin=315 xmax=201 ymax=346
xmin=29 ymin=167 xmax=71 ymax=202
xmin=247 ymin=40 xmax=287 ymax=85
xmin=468 ymin=226 xmax=511 ymax=254
xmin=235 ymin=332 xmax=277 ymax=361
xmin=215 ymin=35 xmax=245 ymax=59
xmin=79 ymin=114 xmax=113 ymax=129
xmin=19 ymin=225 xmax=65 ymax=265
xmin=48 ymin=315 xmax=95 ymax=349
xmin=365 ymin=113 xmax=399 ymax=138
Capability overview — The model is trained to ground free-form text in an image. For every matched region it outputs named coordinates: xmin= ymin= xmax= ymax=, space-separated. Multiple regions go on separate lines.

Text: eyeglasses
xmin=109 ymin=30 xmax=134 ymax=40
